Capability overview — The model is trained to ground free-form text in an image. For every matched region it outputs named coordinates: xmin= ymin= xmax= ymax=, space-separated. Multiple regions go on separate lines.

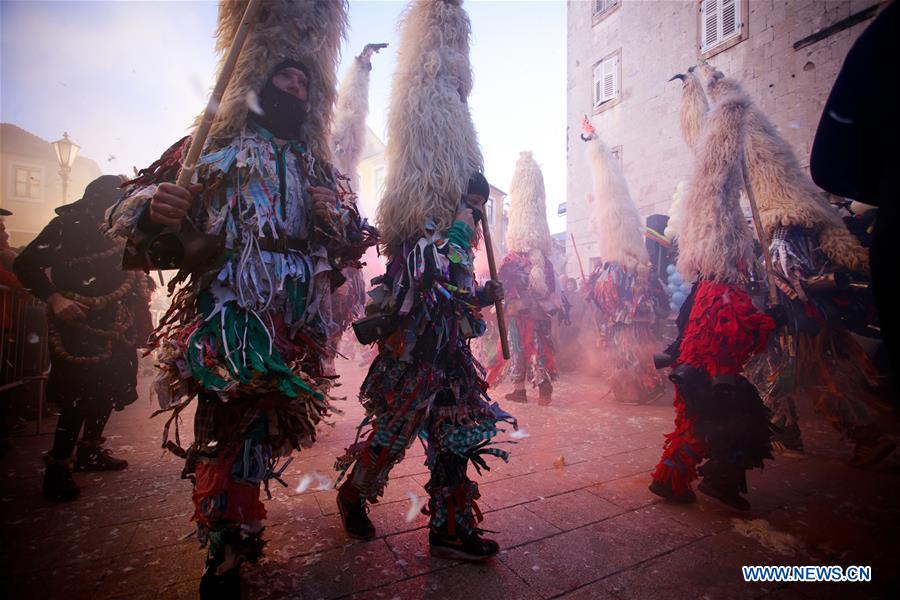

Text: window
xmin=10 ymin=165 xmax=43 ymax=201
xmin=699 ymin=0 xmax=746 ymax=56
xmin=592 ymin=0 xmax=619 ymax=24
xmin=592 ymin=52 xmax=620 ymax=110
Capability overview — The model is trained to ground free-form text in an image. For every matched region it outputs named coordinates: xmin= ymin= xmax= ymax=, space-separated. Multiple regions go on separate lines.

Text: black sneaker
xmin=43 ymin=457 xmax=81 ymax=502
xmin=698 ymin=478 xmax=750 ymax=511
xmin=429 ymin=528 xmax=499 ymax=561
xmin=504 ymin=389 xmax=528 ymax=404
xmin=648 ymin=479 xmax=696 ymax=504
xmin=337 ymin=491 xmax=376 ymax=540
xmin=75 ymin=445 xmax=128 ymax=472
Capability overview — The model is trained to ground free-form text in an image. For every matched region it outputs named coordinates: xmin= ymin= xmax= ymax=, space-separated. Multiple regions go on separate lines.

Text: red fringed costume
xmin=652 ymin=281 xmax=775 ymax=496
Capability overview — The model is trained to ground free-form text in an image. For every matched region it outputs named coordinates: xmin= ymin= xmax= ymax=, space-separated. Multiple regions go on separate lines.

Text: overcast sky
xmin=1 ymin=0 xmax=566 ymax=231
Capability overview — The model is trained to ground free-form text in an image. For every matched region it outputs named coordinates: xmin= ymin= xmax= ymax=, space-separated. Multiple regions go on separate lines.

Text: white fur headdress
xmin=677 ymin=89 xmax=754 ymax=283
xmin=698 ymin=63 xmax=868 ymax=273
xmin=376 ymin=0 xmax=483 ymax=254
xmin=582 ymin=118 xmax=649 ymax=271
xmin=506 ymin=151 xmax=551 ymax=255
xmin=331 ymin=45 xmax=384 ymax=195
xmin=201 ymin=0 xmax=348 ymax=161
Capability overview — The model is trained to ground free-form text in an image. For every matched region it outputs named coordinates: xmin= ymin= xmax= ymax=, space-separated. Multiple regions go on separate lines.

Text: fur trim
xmin=699 ymin=64 xmax=868 ymax=273
xmin=528 ymin=248 xmax=549 ymax=298
xmin=376 ymin=0 xmax=483 ymax=254
xmin=201 ymin=0 xmax=348 ymax=162
xmin=331 ymin=48 xmax=377 ymax=194
xmin=679 ymin=71 xmax=708 ymax=151
xmin=582 ymin=129 xmax=649 ymax=270
xmin=677 ymin=90 xmax=754 ymax=283
xmin=506 ymin=151 xmax=551 ymax=255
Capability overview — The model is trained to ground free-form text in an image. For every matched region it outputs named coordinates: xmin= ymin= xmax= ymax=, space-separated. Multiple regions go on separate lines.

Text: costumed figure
xmin=649 ymin=86 xmax=776 ymax=511
xmin=327 ymin=43 xmax=387 ymax=367
xmin=334 ymin=0 xmax=513 ymax=561
xmin=105 ymin=1 xmax=376 ymax=594
xmin=486 ymin=151 xmax=558 ymax=405
xmin=698 ymin=63 xmax=895 ymax=467
xmin=14 ymin=176 xmax=152 ymax=502
xmin=581 ymin=118 xmax=668 ymax=405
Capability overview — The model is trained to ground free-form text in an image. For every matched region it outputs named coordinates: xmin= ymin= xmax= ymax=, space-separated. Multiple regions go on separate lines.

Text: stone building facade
xmin=565 ymin=0 xmax=883 ymax=276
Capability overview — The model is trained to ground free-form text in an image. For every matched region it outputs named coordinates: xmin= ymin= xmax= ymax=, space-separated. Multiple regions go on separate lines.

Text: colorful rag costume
xmin=337 ymin=226 xmax=515 ymax=533
xmin=105 ymin=0 xmax=375 ymax=577
xmin=487 ymin=250 xmax=557 ymax=392
xmin=650 ymin=84 xmax=775 ymax=507
xmin=585 ymin=261 xmax=668 ymax=403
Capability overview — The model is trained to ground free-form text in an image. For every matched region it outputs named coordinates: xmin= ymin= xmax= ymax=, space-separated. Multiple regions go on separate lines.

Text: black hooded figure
xmin=14 ymin=175 xmax=153 ymax=502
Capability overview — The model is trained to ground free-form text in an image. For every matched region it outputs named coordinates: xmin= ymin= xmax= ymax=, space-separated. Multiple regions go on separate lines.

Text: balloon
xmin=666 ymin=264 xmax=676 ymax=275
xmin=663 ymin=226 xmax=674 ymax=238
xmin=669 ymin=301 xmax=679 ymax=313
xmin=672 ymin=291 xmax=685 ymax=304
xmin=671 ymin=272 xmax=683 ymax=285
xmin=680 ymin=282 xmax=692 ymax=293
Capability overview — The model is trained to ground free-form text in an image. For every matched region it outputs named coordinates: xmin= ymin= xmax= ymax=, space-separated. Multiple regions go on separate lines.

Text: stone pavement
xmin=2 ymin=359 xmax=899 ymax=600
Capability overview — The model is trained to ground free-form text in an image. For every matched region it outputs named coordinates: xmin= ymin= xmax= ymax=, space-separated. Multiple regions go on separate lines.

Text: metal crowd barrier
xmin=0 ymin=285 xmax=49 ymax=434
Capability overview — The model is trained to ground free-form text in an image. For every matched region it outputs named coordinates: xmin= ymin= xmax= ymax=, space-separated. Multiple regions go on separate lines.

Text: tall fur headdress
xmin=581 ymin=118 xmax=649 ymax=271
xmin=202 ymin=0 xmax=348 ymax=161
xmin=506 ymin=151 xmax=551 ymax=255
xmin=376 ymin=0 xmax=483 ymax=254
xmin=677 ymin=89 xmax=754 ymax=283
xmin=331 ymin=44 xmax=385 ymax=196
xmin=698 ymin=63 xmax=868 ymax=273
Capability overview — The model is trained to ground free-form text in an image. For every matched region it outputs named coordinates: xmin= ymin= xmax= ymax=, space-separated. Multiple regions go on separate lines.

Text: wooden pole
xmin=741 ymin=155 xmax=779 ymax=306
xmin=570 ymin=232 xmax=587 ymax=284
xmin=175 ymin=0 xmax=262 ymax=188
xmin=480 ymin=214 xmax=510 ymax=360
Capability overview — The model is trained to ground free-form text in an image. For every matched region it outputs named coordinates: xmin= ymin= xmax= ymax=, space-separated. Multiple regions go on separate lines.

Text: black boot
xmin=648 ymin=479 xmax=696 ymax=504
xmin=74 ymin=440 xmax=128 ymax=472
xmin=505 ymin=388 xmax=528 ymax=404
xmin=336 ymin=485 xmax=376 ymax=540
xmin=538 ymin=382 xmax=553 ymax=406
xmin=698 ymin=475 xmax=750 ymax=511
xmin=429 ymin=527 xmax=499 ymax=561
xmin=199 ymin=553 xmax=241 ymax=600
xmin=43 ymin=455 xmax=80 ymax=502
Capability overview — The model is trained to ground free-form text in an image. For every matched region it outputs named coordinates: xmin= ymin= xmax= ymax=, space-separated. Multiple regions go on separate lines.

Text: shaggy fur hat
xmin=376 ymin=0 xmax=484 ymax=254
xmin=677 ymin=88 xmax=755 ymax=283
xmin=331 ymin=44 xmax=385 ymax=196
xmin=200 ymin=0 xmax=348 ymax=161
xmin=697 ymin=63 xmax=868 ymax=273
xmin=582 ymin=118 xmax=650 ymax=271
xmin=506 ymin=151 xmax=551 ymax=255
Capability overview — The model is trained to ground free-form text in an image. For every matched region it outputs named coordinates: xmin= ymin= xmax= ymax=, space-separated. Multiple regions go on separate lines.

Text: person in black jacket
xmin=14 ymin=175 xmax=151 ymax=501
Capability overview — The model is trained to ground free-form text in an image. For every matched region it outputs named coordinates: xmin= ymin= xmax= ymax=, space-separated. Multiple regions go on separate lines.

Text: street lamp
xmin=51 ymin=132 xmax=80 ymax=205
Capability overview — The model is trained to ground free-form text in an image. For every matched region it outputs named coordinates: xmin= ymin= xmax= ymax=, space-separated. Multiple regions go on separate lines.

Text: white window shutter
xmin=592 ymin=62 xmax=604 ymax=107
xmin=700 ymin=0 xmax=719 ymax=50
xmin=722 ymin=0 xmax=739 ymax=39
xmin=601 ymin=56 xmax=617 ymax=103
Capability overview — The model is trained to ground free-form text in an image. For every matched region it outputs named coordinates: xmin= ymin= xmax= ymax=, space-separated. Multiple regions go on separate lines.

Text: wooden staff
xmin=741 ymin=156 xmax=779 ymax=306
xmin=479 ymin=212 xmax=510 ymax=360
xmin=175 ymin=0 xmax=262 ymax=188
xmin=570 ymin=232 xmax=587 ymax=284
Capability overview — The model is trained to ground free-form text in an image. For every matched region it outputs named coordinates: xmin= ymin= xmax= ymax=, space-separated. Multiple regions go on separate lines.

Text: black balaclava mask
xmin=250 ymin=59 xmax=311 ymax=141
